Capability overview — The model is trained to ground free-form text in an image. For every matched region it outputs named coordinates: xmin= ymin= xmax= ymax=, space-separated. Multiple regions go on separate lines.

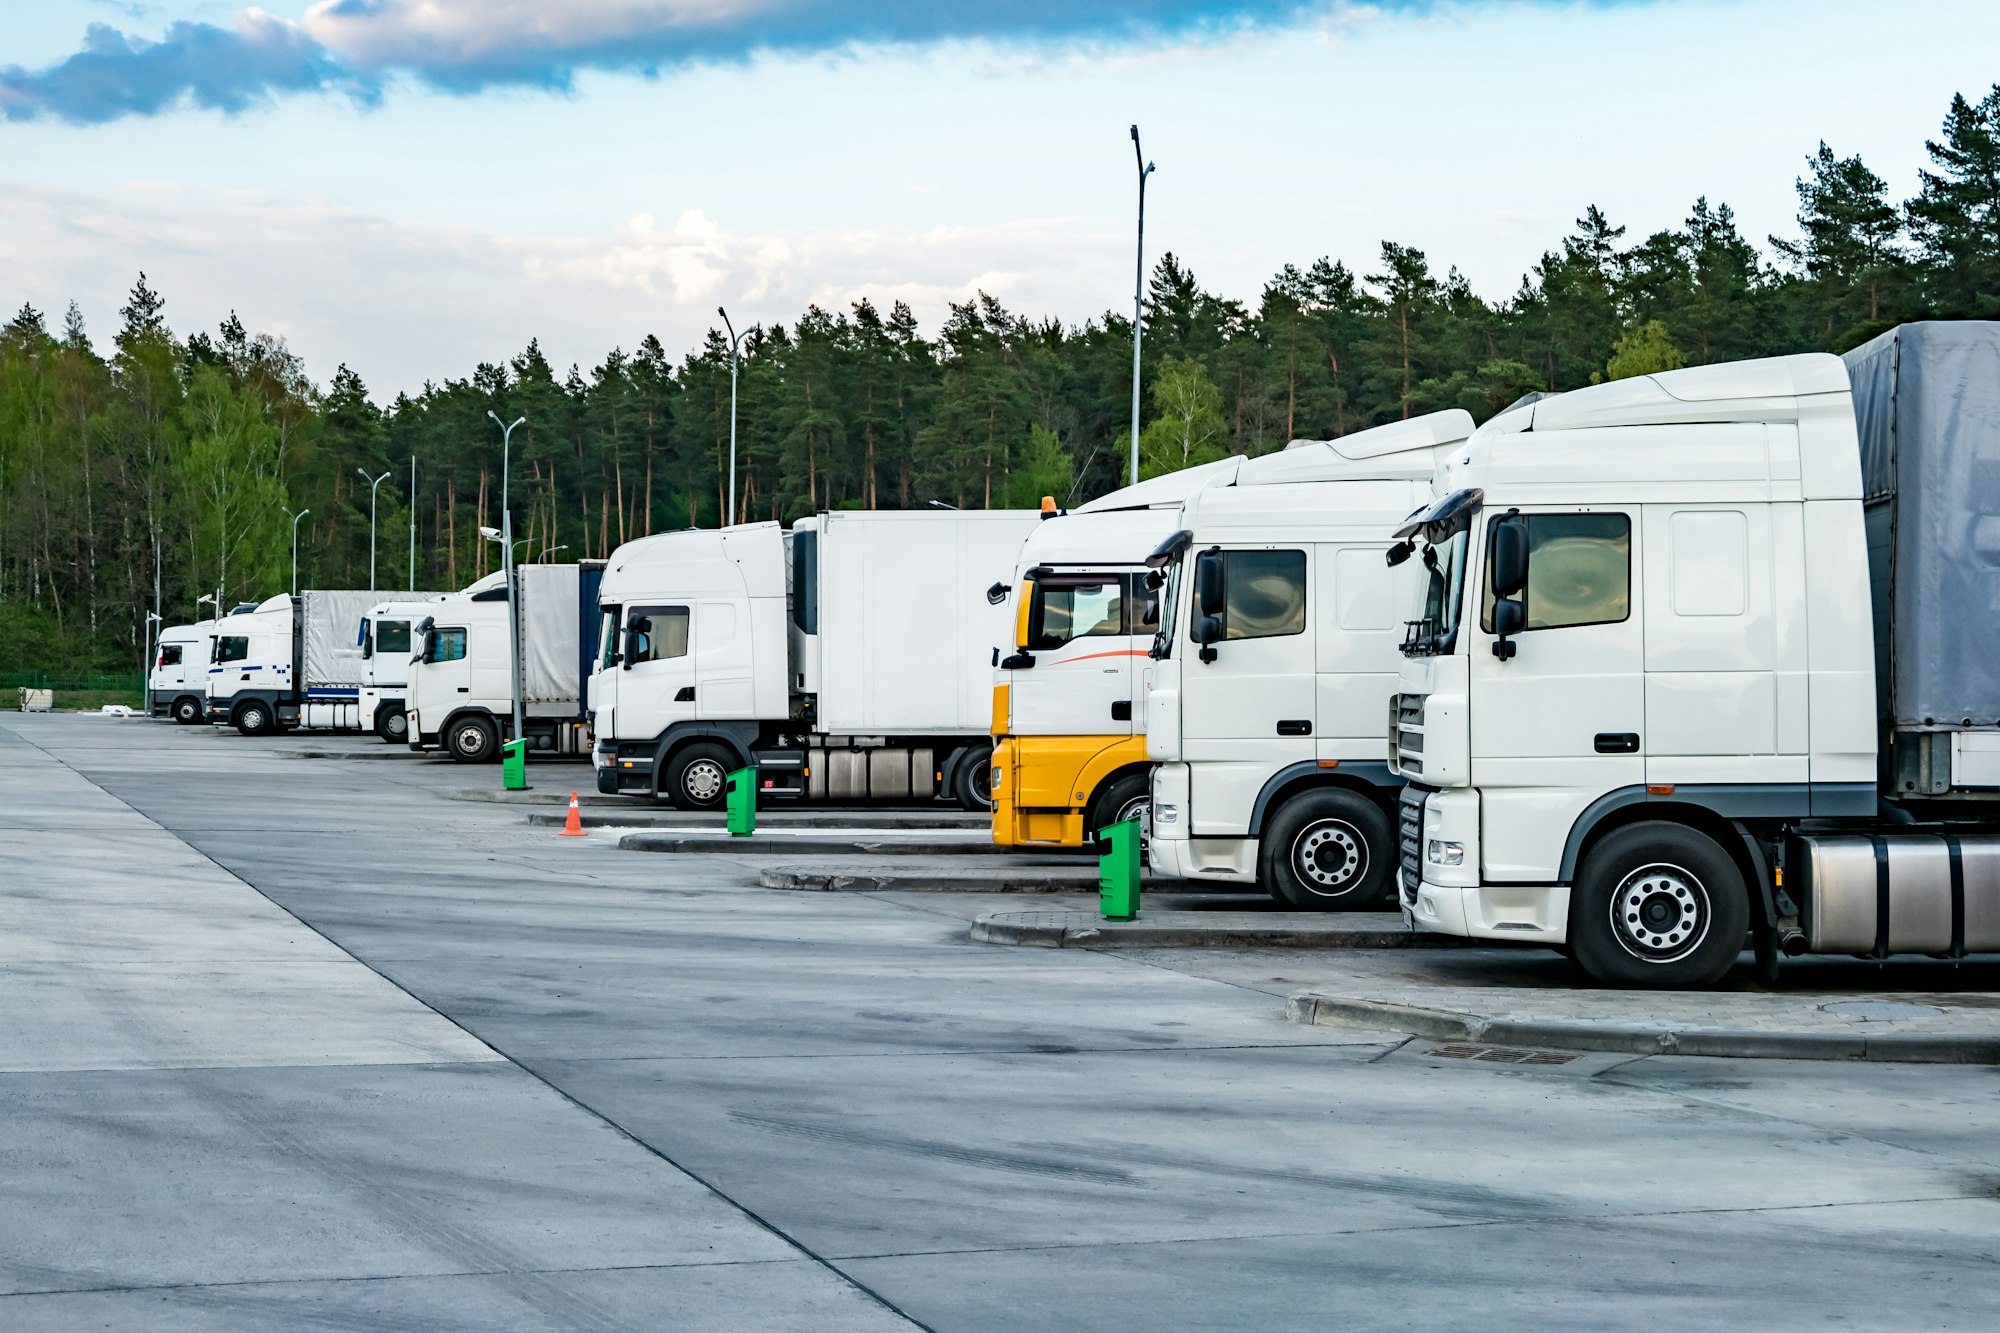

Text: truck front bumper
xmin=1408 ymin=880 xmax=1571 ymax=945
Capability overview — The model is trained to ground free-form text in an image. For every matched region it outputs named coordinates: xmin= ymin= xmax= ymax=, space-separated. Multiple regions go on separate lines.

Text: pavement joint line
xmin=522 ymin=1039 xmax=1402 ymax=1065
xmin=15 ymin=728 xmax=933 ymax=1333
xmin=0 ymin=1253 xmax=836 ymax=1303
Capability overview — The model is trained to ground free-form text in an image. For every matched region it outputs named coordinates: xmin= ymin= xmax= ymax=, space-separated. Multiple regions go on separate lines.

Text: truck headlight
xmin=1154 ymin=804 xmax=1180 ymax=826
xmin=1427 ymin=838 xmax=1464 ymax=867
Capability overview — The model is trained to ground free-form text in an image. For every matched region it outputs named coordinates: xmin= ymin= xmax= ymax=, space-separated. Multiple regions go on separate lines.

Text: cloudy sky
xmin=3 ymin=0 xmax=1997 ymax=396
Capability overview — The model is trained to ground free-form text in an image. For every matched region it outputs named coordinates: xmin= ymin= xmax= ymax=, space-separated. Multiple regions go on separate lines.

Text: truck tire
xmin=233 ymin=701 xmax=274 ymax=736
xmin=1568 ymin=821 xmax=1749 ymax=989
xmin=374 ymin=704 xmax=408 ymax=744
xmin=447 ymin=715 xmax=499 ymax=764
xmin=953 ymin=744 xmax=994 ymax=812
xmin=1259 ymin=788 xmax=1396 ymax=911
xmin=663 ymin=743 xmax=733 ymax=810
xmin=172 ymin=695 xmax=203 ymax=725
xmin=1087 ymin=773 xmax=1150 ymax=842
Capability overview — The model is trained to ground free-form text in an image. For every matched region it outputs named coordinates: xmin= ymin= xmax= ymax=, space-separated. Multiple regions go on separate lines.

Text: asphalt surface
xmin=8 ymin=712 xmax=2000 ymax=1329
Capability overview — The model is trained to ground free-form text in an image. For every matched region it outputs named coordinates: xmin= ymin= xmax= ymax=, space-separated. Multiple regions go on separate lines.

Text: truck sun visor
xmin=1392 ymin=487 xmax=1483 ymax=541
xmin=1144 ymin=529 xmax=1194 ymax=570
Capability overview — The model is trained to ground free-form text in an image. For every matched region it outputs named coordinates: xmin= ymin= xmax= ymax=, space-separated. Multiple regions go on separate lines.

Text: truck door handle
xmin=1276 ymin=719 xmax=1312 ymax=736
xmin=675 ymin=687 xmax=696 ymax=702
xmin=1594 ymin=732 xmax=1640 ymax=753
xmin=1110 ymin=701 xmax=1132 ymax=721
xmin=456 ymin=687 xmax=469 ymax=693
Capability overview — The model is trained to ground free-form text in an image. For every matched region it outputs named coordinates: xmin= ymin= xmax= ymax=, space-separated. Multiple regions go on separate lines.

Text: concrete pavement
xmin=10 ymin=712 xmax=2000 ymax=1329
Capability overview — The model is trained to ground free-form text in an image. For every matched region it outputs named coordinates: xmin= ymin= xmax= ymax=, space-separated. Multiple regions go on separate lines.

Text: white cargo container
xmin=205 ymin=589 xmax=439 ymax=734
xmin=592 ymin=509 xmax=1039 ymax=809
xmin=149 ymin=616 xmax=222 ymax=723
xmin=405 ymin=563 xmax=606 ymax=762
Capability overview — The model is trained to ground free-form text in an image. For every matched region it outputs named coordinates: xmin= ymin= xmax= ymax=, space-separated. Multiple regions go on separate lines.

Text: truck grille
xmin=1392 ymin=693 xmax=1425 ymax=776
xmin=1397 ymin=786 xmax=1427 ymax=906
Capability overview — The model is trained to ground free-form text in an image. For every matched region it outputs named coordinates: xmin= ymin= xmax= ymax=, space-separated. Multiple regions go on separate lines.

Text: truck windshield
xmin=1149 ymin=558 xmax=1182 ymax=660
xmin=1400 ymin=529 xmax=1468 ymax=657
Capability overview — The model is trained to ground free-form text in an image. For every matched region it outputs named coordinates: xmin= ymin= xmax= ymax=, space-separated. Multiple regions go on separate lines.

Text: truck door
xmin=620 ymin=604 xmax=695 ymax=737
xmin=1314 ymin=544 xmax=1406 ymax=761
xmin=1012 ymin=572 xmax=1145 ymax=737
xmin=1468 ymin=509 xmax=1643 ymax=880
xmin=1179 ymin=548 xmax=1316 ymax=834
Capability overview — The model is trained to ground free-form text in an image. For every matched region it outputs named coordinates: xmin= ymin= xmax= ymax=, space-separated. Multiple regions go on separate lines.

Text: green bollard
xmin=1098 ymin=816 xmax=1142 ymax=921
xmin=501 ymin=738 xmax=528 ymax=791
xmin=725 ymin=765 xmax=757 ymax=837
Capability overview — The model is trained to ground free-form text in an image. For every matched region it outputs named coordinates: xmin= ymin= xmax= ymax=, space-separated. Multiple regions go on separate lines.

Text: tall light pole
xmin=486 ymin=412 xmax=527 ymax=749
xmin=408 ymin=454 xmax=417 ymax=591
xmin=284 ymin=506 xmax=310 ymax=596
xmin=1129 ymin=124 xmax=1156 ymax=487
xmin=357 ymin=469 xmax=390 ymax=592
xmin=718 ymin=307 xmax=759 ymax=525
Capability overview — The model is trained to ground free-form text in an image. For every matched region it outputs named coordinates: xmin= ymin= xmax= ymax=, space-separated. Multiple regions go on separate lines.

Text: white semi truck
xmin=204 ymin=589 xmax=437 ymax=735
xmin=1142 ymin=411 xmax=1477 ymax=907
xmin=592 ymin=510 xmax=1039 ymax=809
xmin=406 ymin=562 xmax=606 ymax=762
xmin=357 ymin=596 xmax=445 ymax=743
xmin=1391 ymin=323 xmax=2000 ymax=987
xmin=150 ymin=616 xmax=223 ymax=723
xmin=990 ymin=459 xmax=1245 ymax=849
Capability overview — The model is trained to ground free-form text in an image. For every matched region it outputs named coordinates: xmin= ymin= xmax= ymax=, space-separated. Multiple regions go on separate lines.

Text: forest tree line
xmin=3 ymin=84 xmax=1999 ymax=674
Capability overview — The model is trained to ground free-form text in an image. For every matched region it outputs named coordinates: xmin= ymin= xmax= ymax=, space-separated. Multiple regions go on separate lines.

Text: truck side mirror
xmin=1194 ymin=549 xmax=1225 ymax=618
xmin=986 ymin=581 xmax=1010 ymax=605
xmin=1490 ymin=513 xmax=1529 ymax=598
xmin=1385 ymin=539 xmax=1414 ymax=568
xmin=621 ymin=625 xmax=640 ymax=669
xmin=1492 ymin=597 xmax=1526 ymax=660
xmin=1191 ymin=612 xmax=1224 ymax=663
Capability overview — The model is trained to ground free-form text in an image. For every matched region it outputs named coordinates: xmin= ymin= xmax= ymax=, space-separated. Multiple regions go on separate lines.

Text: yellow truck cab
xmin=991 ymin=460 xmax=1245 ymax=847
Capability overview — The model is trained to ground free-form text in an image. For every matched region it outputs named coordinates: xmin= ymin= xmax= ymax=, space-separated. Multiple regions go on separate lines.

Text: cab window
xmin=1481 ymin=512 xmax=1631 ymax=632
xmin=1127 ymin=572 xmax=1160 ymax=636
xmin=376 ymin=620 xmax=411 ymax=656
xmin=426 ymin=628 xmax=467 ymax=664
xmin=629 ymin=606 xmax=690 ymax=664
xmin=1028 ymin=578 xmax=1125 ymax=650
xmin=1222 ymin=550 xmax=1307 ymax=641
xmin=158 ymin=644 xmax=183 ymax=667
xmin=599 ymin=606 xmax=623 ymax=669
xmin=215 ymin=636 xmax=249 ymax=664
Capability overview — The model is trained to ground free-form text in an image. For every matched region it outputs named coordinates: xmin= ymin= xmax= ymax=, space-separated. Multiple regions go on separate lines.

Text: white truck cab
xmin=358 ymin=597 xmax=442 ymax=743
xmin=1144 ymin=410 xmax=1476 ymax=907
xmin=150 ymin=618 xmax=219 ymax=723
xmin=991 ymin=459 xmax=1245 ymax=849
xmin=1393 ymin=327 xmax=2000 ymax=987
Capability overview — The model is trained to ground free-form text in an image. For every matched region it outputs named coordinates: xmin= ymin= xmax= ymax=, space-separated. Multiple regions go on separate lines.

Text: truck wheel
xmin=663 ymin=743 xmax=733 ymax=810
xmin=172 ymin=695 xmax=203 ymax=725
xmin=1569 ymin=821 xmax=1749 ymax=989
xmin=953 ymin=745 xmax=994 ymax=812
xmin=374 ymin=705 xmax=408 ymax=744
xmin=1260 ymin=788 xmax=1395 ymax=911
xmin=1088 ymin=773 xmax=1150 ymax=841
xmin=447 ymin=715 xmax=499 ymax=764
xmin=233 ymin=701 xmax=274 ymax=736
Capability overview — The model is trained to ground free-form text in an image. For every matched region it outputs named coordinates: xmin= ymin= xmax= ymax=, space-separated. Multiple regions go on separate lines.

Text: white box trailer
xmin=405 ymin=563 xmax=606 ymax=762
xmin=205 ymin=589 xmax=442 ymax=735
xmin=593 ymin=509 xmax=1040 ymax=809
xmin=149 ymin=616 xmax=222 ymax=724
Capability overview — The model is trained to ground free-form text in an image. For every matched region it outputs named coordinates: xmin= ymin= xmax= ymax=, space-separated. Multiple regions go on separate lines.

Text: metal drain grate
xmin=1427 ymin=1043 xmax=1578 ymax=1066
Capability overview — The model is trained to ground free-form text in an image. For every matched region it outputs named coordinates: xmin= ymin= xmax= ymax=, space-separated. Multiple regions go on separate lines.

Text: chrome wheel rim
xmin=385 ymin=712 xmax=406 ymax=739
xmin=683 ymin=758 xmax=726 ymax=804
xmin=453 ymin=724 xmax=488 ymax=757
xmin=1292 ymin=819 xmax=1367 ymax=898
xmin=1609 ymin=861 xmax=1710 ymax=963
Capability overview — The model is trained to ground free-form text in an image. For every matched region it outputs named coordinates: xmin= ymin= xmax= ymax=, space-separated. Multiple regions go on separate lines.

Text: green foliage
xmin=4 ymin=84 xmax=2000 ymax=673
xmin=1605 ymin=321 xmax=1687 ymax=381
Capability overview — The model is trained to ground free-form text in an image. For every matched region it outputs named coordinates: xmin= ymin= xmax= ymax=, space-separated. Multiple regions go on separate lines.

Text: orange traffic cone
xmin=559 ymin=791 xmax=587 ymax=837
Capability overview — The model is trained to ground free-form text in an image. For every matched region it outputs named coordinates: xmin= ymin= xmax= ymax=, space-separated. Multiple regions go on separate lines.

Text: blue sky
xmin=3 ymin=0 xmax=1997 ymax=396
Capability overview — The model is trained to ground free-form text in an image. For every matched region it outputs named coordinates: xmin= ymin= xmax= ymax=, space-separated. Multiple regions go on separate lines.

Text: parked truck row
xmin=146 ymin=320 xmax=2000 ymax=989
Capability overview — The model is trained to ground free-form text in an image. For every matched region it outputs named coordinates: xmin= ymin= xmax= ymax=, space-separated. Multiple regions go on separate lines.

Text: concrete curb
xmin=620 ymin=831 xmax=1016 ymax=856
xmin=1285 ymin=993 xmax=2000 ymax=1063
xmin=970 ymin=910 xmax=1451 ymax=949
xmin=760 ymin=867 xmax=1121 ymax=893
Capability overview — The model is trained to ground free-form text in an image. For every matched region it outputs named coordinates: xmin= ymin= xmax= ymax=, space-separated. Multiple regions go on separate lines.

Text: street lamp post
xmin=357 ymin=469 xmax=390 ymax=593
xmin=486 ymin=412 xmax=527 ymax=750
xmin=718 ymin=307 xmax=759 ymax=525
xmin=1128 ymin=124 xmax=1156 ymax=487
xmin=283 ymin=506 xmax=310 ymax=596
xmin=408 ymin=454 xmax=417 ymax=591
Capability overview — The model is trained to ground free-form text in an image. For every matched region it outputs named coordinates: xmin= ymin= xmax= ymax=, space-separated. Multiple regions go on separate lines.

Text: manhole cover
xmin=1820 ymin=1000 xmax=1947 ymax=1020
